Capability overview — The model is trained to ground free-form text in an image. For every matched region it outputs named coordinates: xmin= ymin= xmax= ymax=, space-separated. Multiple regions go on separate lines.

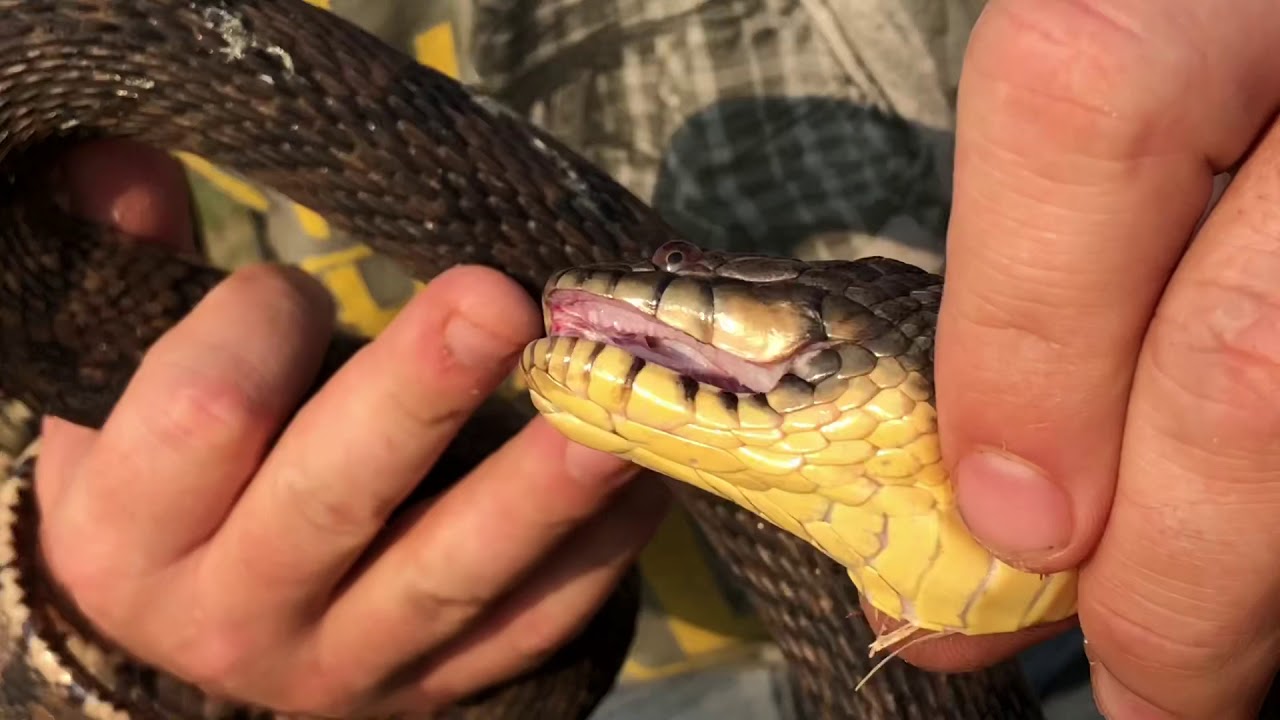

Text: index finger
xmin=936 ymin=0 xmax=1280 ymax=576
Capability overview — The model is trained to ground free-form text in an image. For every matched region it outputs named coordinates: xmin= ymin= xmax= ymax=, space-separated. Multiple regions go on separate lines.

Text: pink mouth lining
xmin=547 ymin=289 xmax=797 ymax=394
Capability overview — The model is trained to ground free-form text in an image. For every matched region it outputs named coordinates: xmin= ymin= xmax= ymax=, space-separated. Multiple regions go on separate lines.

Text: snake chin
xmin=546 ymin=289 xmax=820 ymax=395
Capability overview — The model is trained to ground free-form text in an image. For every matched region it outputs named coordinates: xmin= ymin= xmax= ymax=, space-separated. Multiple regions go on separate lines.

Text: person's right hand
xmin=32 ymin=140 xmax=669 ymax=716
xmin=886 ymin=2 xmax=1280 ymax=719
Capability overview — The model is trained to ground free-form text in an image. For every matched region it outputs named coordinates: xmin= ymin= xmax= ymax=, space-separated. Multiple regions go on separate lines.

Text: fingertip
xmin=56 ymin=139 xmax=195 ymax=252
xmin=402 ymin=265 xmax=541 ymax=369
xmin=433 ymin=264 xmax=542 ymax=337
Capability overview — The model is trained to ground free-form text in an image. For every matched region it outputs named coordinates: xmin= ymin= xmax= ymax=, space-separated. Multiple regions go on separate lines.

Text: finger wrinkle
xmin=962 ymin=134 xmax=1185 ymax=203
xmin=1116 ymin=436 xmax=1280 ymax=540
xmin=265 ymin=460 xmax=406 ymax=559
xmin=1093 ymin=522 xmax=1241 ymax=611
xmin=1146 ymin=282 xmax=1280 ymax=430
xmin=1127 ymin=378 xmax=1280 ymax=475
xmin=1084 ymin=584 xmax=1254 ymax=676
xmin=973 ymin=0 xmax=1194 ymax=154
xmin=976 ymin=0 xmax=1280 ymax=172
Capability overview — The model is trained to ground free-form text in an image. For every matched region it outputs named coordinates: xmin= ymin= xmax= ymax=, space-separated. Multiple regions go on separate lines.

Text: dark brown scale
xmin=679 ymin=376 xmax=699 ymax=403
xmin=716 ymin=390 xmax=740 ymax=415
xmin=623 ymin=356 xmax=645 ymax=391
xmin=793 ymin=348 xmax=841 ymax=384
xmin=765 ymin=375 xmax=814 ymax=414
xmin=0 ymin=2 xmax=1054 ymax=719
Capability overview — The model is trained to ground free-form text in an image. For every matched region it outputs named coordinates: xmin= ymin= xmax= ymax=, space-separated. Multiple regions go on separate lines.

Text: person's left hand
xmin=34 ymin=140 xmax=669 ymax=716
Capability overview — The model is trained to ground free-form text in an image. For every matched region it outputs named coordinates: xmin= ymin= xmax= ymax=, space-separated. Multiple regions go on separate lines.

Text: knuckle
xmin=399 ymin=554 xmax=487 ymax=628
xmin=274 ymin=463 xmax=383 ymax=540
xmin=169 ymin=628 xmax=256 ymax=695
xmin=947 ymin=281 xmax=1078 ymax=387
xmin=974 ymin=0 xmax=1196 ymax=147
xmin=142 ymin=369 xmax=264 ymax=451
xmin=388 ymin=381 xmax=469 ymax=436
xmin=1149 ymin=278 xmax=1280 ymax=440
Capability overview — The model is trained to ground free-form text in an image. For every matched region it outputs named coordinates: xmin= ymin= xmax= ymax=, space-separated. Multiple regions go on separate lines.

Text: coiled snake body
xmin=0 ymin=1 xmax=1074 ymax=718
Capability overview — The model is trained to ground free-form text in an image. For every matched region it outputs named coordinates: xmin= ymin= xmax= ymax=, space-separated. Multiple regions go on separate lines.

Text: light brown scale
xmin=655 ymin=277 xmax=714 ymax=343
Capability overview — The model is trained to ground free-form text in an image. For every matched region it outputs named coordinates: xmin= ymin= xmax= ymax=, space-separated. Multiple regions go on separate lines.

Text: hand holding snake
xmin=921 ymin=1 xmax=1280 ymax=718
xmin=33 ymin=142 xmax=666 ymax=717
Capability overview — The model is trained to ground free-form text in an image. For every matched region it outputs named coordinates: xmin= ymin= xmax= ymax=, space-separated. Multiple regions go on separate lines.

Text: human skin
xmin=33 ymin=139 xmax=670 ymax=716
xmin=874 ymin=1 xmax=1280 ymax=719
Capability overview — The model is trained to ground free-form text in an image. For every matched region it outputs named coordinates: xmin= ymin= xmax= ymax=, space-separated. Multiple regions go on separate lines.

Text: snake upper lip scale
xmin=0 ymin=1 xmax=1072 ymax=718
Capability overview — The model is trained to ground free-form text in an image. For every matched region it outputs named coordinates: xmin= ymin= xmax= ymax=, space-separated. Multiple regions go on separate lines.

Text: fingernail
xmin=444 ymin=315 xmax=517 ymax=366
xmin=564 ymin=441 xmax=635 ymax=487
xmin=1091 ymin=662 xmax=1173 ymax=720
xmin=955 ymin=448 xmax=1072 ymax=563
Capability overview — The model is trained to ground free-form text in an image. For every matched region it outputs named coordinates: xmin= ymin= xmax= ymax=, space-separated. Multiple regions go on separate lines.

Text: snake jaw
xmin=545 ymin=289 xmax=802 ymax=394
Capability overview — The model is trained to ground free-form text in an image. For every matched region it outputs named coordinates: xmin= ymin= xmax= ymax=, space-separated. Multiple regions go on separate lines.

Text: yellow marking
xmin=866 ymin=485 xmax=937 ymax=516
xmin=585 ymin=346 xmax=637 ymax=413
xmin=800 ymin=462 xmax=867 ymax=489
xmin=693 ymin=390 xmax=738 ymax=429
xmin=544 ymin=412 xmax=631 ymax=455
xmin=292 ymin=203 xmax=331 ymax=240
xmin=303 ymin=0 xmax=331 ymax=8
xmin=771 ymin=429 xmax=828 ymax=454
xmin=805 ymin=521 xmax=873 ymax=568
xmin=865 ymin=448 xmax=923 ymax=481
xmin=414 ymin=24 xmax=460 ymax=79
xmin=854 ymin=566 xmax=904 ymax=618
xmin=779 ymin=402 xmax=841 ymax=431
xmin=175 ymin=152 xmax=268 ymax=212
xmin=871 ymin=513 xmax=936 ymax=599
xmin=805 ymin=439 xmax=875 ymax=467
xmin=867 ymin=418 xmax=920 ymax=450
xmin=913 ymin=514 xmax=991 ymax=628
xmin=625 ymin=365 xmax=693 ymax=430
xmin=635 ymin=509 xmax=768 ymax=659
xmin=671 ymin=422 xmax=741 ymax=450
xmin=297 ymin=246 xmax=401 ymax=336
xmin=820 ymin=410 xmax=878 ymax=440
xmin=731 ymin=426 xmax=783 ymax=446
xmin=735 ymin=446 xmax=802 ymax=477
xmin=613 ymin=420 xmax=744 ymax=474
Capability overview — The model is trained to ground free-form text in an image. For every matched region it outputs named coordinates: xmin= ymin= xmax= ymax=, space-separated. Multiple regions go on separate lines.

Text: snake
xmin=0 ymin=1 xmax=1076 ymax=718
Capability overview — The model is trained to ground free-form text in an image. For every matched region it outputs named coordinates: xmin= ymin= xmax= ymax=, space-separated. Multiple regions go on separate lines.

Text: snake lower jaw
xmin=520 ymin=336 xmax=1080 ymax=639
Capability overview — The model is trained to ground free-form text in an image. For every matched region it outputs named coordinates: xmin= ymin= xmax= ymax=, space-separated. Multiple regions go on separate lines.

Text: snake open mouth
xmin=547 ymin=289 xmax=797 ymax=395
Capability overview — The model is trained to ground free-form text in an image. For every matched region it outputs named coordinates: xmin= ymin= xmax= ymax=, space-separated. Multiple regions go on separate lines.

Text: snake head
xmin=520 ymin=246 xmax=1078 ymax=638
xmin=533 ymin=242 xmax=938 ymax=396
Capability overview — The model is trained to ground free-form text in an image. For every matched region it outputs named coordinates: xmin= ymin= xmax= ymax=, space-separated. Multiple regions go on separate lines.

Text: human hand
xmin=887 ymin=2 xmax=1280 ymax=718
xmin=35 ymin=140 xmax=668 ymax=716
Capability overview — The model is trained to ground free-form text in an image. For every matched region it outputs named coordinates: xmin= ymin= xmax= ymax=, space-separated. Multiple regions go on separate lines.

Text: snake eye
xmin=653 ymin=241 xmax=701 ymax=271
